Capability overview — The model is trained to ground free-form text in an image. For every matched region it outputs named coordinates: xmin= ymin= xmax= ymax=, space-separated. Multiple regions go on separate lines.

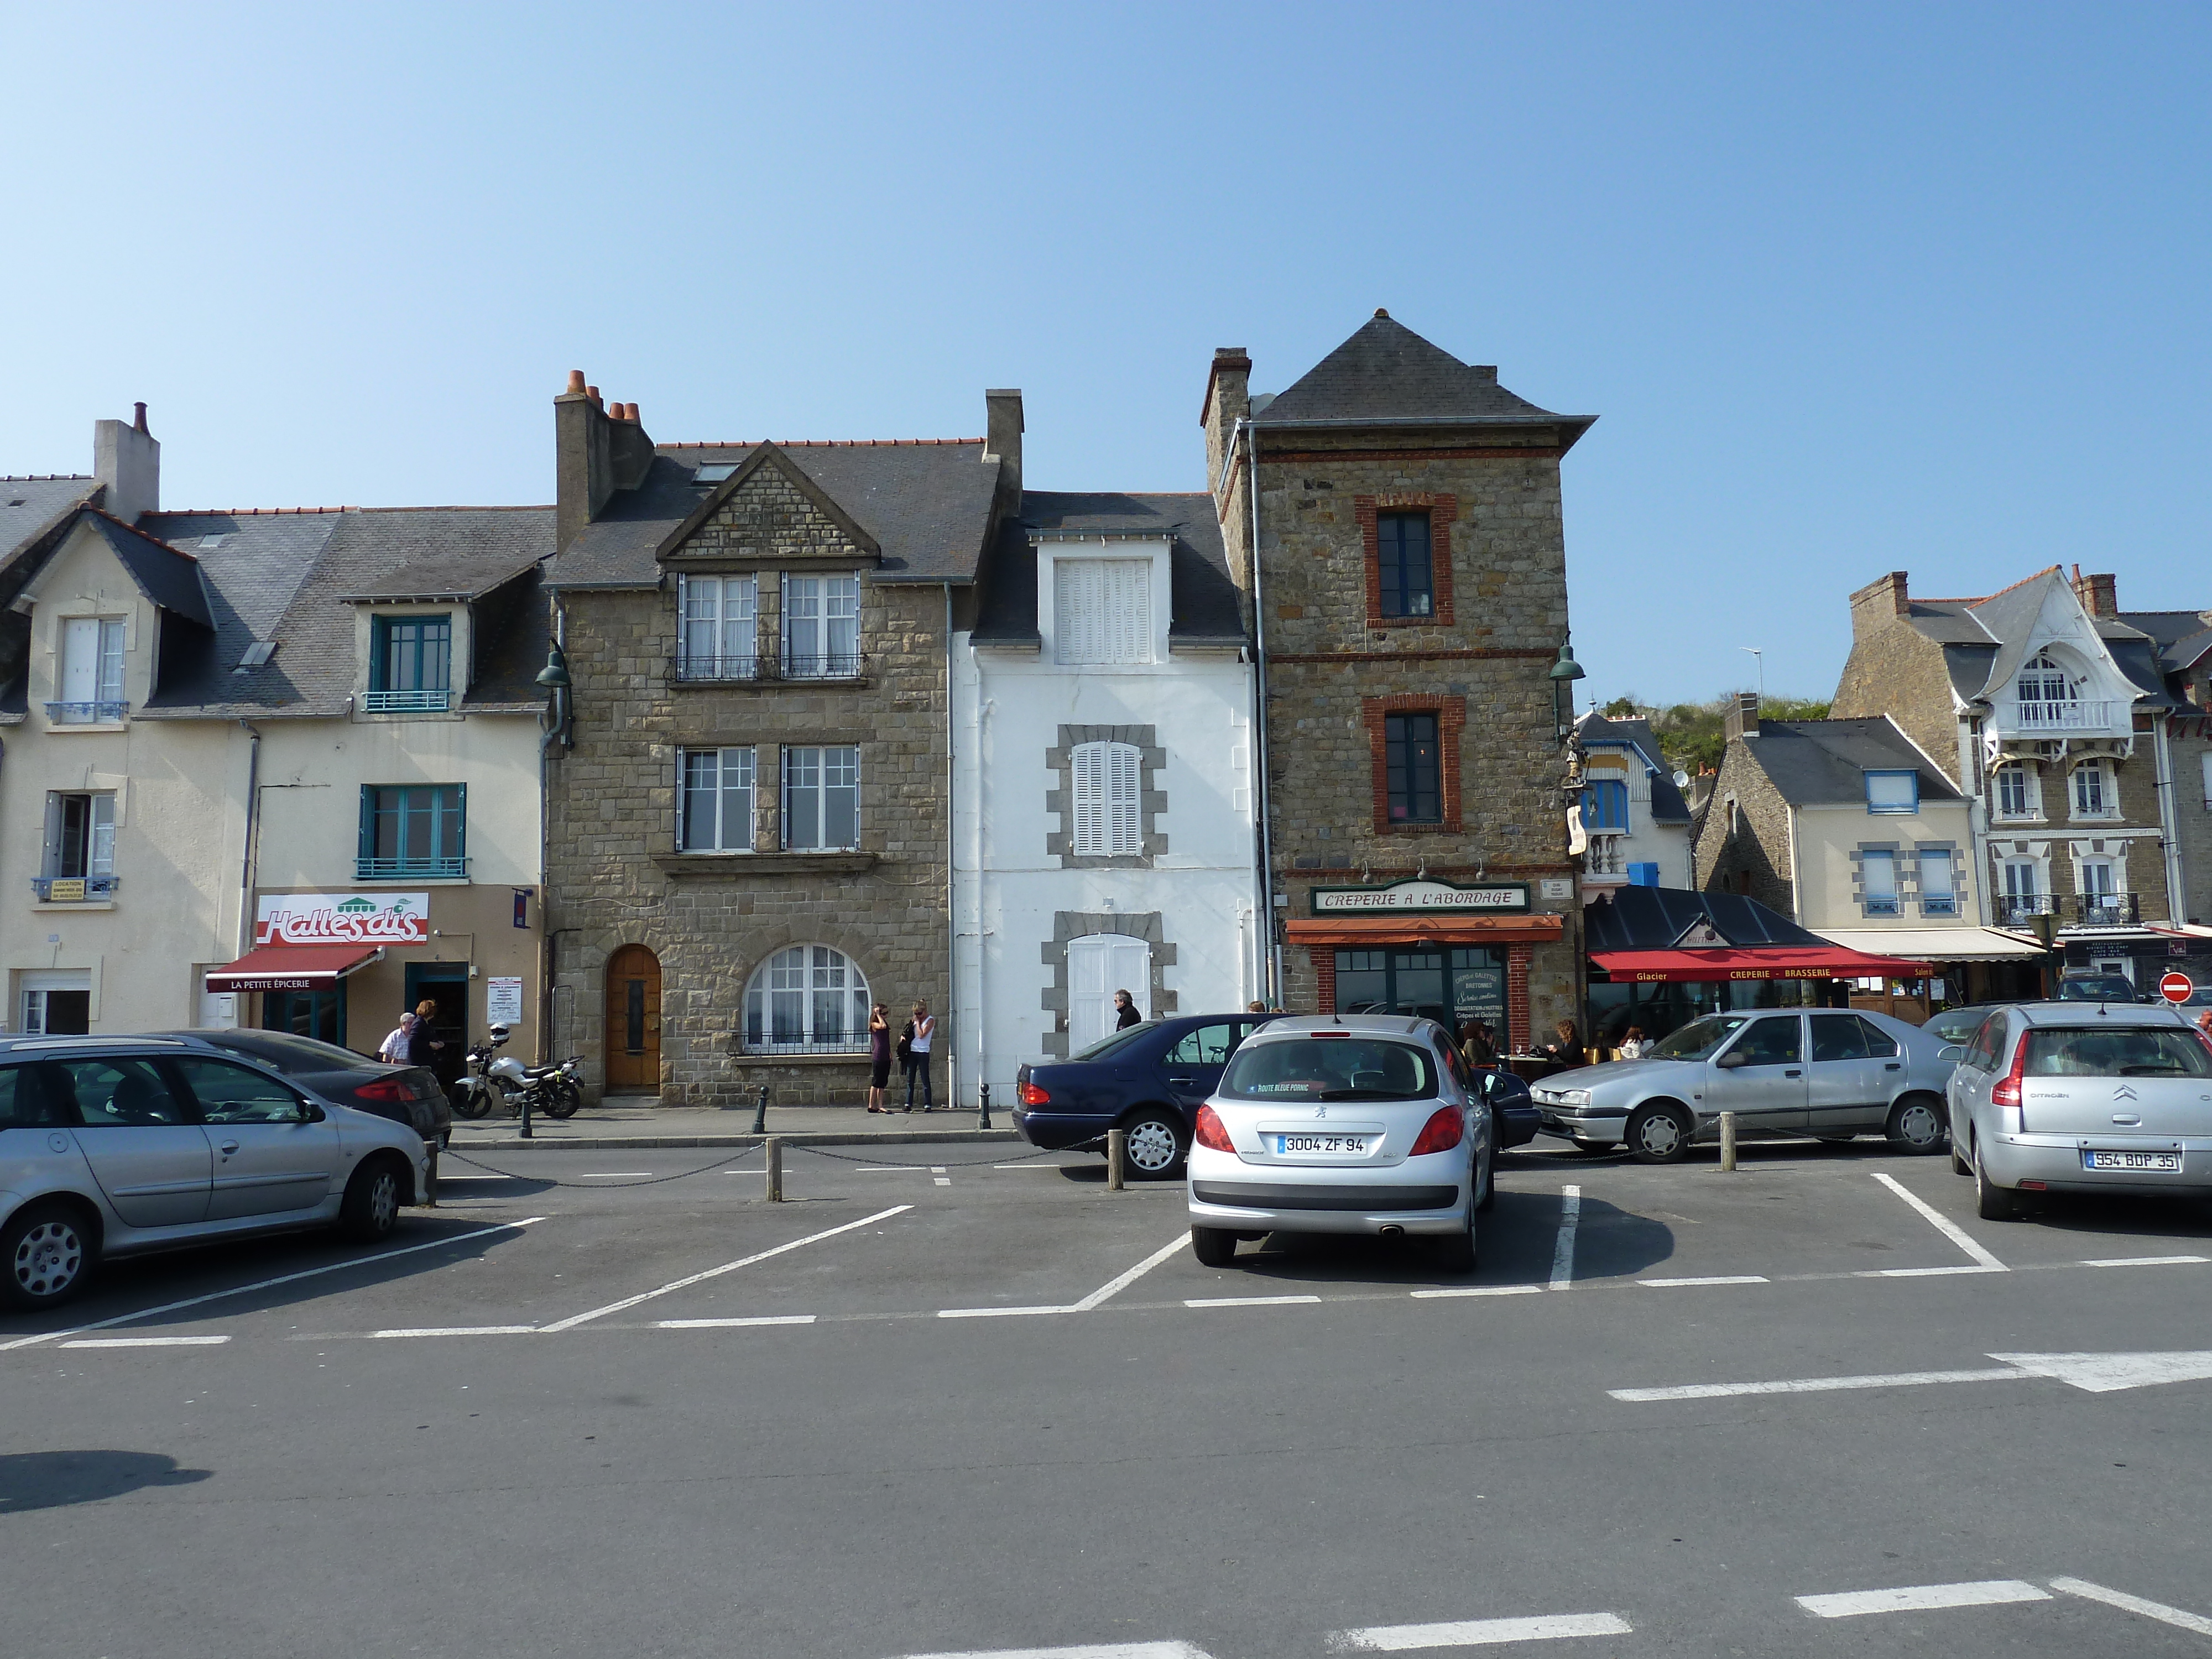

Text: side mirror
xmin=296 ymin=1098 xmax=325 ymax=1123
xmin=1715 ymin=1050 xmax=1749 ymax=1070
xmin=1938 ymin=1044 xmax=1966 ymax=1062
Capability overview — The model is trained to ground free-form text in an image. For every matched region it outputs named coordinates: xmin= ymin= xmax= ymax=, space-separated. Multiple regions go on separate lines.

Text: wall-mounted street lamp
xmin=1548 ymin=639 xmax=1586 ymax=740
xmin=537 ymin=641 xmax=572 ymax=749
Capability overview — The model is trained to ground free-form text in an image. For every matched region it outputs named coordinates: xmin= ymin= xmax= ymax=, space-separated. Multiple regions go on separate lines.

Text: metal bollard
xmin=765 ymin=1136 xmax=784 ymax=1202
xmin=750 ymin=1084 xmax=769 ymax=1135
xmin=520 ymin=1083 xmax=533 ymax=1140
xmin=977 ymin=1080 xmax=993 ymax=1131
xmin=1719 ymin=1111 xmax=1737 ymax=1172
xmin=1107 ymin=1127 xmax=1127 ymax=1191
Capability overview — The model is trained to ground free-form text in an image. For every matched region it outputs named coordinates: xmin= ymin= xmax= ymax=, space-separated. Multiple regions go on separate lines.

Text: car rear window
xmin=2022 ymin=1027 xmax=2212 ymax=1078
xmin=201 ymin=1030 xmax=371 ymax=1074
xmin=1219 ymin=1037 xmax=1438 ymax=1102
xmin=1067 ymin=1026 xmax=1154 ymax=1063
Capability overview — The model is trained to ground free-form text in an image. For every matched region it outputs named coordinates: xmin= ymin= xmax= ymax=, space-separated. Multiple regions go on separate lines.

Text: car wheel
xmin=1120 ymin=1110 xmax=1186 ymax=1180
xmin=1625 ymin=1103 xmax=1693 ymax=1165
xmin=338 ymin=1157 xmax=407 ymax=1243
xmin=1432 ymin=1194 xmax=1480 ymax=1273
xmin=1190 ymin=1225 xmax=1238 ymax=1267
xmin=1 ymin=1201 xmax=93 ymax=1310
xmin=1974 ymin=1141 xmax=2021 ymax=1222
xmin=1568 ymin=1137 xmax=1615 ymax=1155
xmin=1474 ymin=1144 xmax=1498 ymax=1213
xmin=1885 ymin=1095 xmax=1947 ymax=1155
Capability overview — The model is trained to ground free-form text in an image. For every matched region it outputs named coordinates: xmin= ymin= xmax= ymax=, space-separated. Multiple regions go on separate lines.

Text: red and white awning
xmin=205 ymin=945 xmax=383 ymax=994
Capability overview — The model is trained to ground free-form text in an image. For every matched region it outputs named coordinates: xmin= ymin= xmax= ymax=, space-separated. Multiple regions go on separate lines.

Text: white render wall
xmin=952 ymin=534 xmax=1259 ymax=1103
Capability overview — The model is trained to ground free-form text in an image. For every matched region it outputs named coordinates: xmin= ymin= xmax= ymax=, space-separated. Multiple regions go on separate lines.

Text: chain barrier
xmin=439 ymin=1145 xmax=764 ymax=1188
xmin=791 ymin=1141 xmax=1076 ymax=1169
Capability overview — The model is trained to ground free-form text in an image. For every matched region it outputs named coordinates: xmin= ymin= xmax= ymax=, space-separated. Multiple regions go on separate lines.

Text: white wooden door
xmin=1067 ymin=934 xmax=1151 ymax=1054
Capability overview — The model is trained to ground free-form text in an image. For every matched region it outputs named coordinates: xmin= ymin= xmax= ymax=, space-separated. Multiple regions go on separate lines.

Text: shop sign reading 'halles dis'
xmin=1310 ymin=878 xmax=1531 ymax=916
xmin=255 ymin=893 xmax=431 ymax=947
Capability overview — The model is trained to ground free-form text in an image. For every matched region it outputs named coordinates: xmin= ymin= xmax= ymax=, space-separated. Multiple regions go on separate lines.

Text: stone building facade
xmin=1203 ymin=313 xmax=1593 ymax=1048
xmin=544 ymin=378 xmax=1014 ymax=1104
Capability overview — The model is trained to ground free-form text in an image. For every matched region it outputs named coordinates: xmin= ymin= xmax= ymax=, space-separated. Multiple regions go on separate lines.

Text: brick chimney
xmin=2072 ymin=568 xmax=2118 ymax=619
xmin=1847 ymin=571 xmax=1910 ymax=637
xmin=93 ymin=402 xmax=159 ymax=524
xmin=1202 ymin=347 xmax=1252 ymax=493
xmin=555 ymin=370 xmax=613 ymax=552
xmin=1723 ymin=691 xmax=1760 ymax=743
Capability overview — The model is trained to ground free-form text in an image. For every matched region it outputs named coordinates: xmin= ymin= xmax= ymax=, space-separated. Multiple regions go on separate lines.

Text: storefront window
xmin=1333 ymin=946 xmax=1503 ymax=1035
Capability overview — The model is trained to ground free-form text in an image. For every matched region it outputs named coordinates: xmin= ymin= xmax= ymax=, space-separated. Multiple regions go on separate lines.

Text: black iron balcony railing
xmin=32 ymin=874 xmax=117 ymax=901
xmin=1996 ymin=895 xmax=2057 ymax=926
xmin=668 ymin=652 xmax=867 ymax=685
xmin=671 ymin=653 xmax=762 ymax=684
xmin=779 ymin=650 xmax=866 ymax=681
xmin=2070 ymin=893 xmax=2140 ymax=926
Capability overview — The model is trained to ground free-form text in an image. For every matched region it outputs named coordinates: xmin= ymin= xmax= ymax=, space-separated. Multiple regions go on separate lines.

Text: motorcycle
xmin=448 ymin=1031 xmax=509 ymax=1120
xmin=488 ymin=1039 xmax=585 ymax=1120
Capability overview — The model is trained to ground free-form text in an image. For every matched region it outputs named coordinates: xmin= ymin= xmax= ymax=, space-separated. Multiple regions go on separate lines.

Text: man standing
xmin=1114 ymin=989 xmax=1142 ymax=1030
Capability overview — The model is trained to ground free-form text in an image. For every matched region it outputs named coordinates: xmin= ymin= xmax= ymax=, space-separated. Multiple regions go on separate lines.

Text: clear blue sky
xmin=4 ymin=3 xmax=2205 ymax=705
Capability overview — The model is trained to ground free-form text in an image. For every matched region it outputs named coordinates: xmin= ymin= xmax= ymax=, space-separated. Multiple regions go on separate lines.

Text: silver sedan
xmin=1531 ymin=1008 xmax=1956 ymax=1163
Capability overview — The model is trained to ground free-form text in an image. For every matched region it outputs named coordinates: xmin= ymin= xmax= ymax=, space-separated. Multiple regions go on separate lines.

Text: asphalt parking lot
xmin=7 ymin=1133 xmax=2212 ymax=1658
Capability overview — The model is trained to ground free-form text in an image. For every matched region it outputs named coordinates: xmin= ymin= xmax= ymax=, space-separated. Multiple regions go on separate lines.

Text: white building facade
xmin=952 ymin=495 xmax=1259 ymax=1101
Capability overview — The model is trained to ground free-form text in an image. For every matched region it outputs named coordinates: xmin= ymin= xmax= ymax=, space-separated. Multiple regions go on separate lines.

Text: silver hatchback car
xmin=1 ymin=1035 xmax=433 ymax=1311
xmin=1945 ymin=1001 xmax=2212 ymax=1220
xmin=1186 ymin=1015 xmax=1490 ymax=1272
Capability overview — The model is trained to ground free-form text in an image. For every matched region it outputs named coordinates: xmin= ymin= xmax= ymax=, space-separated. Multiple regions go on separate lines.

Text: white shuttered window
xmin=1071 ymin=741 xmax=1141 ymax=856
xmin=1066 ymin=934 xmax=1151 ymax=1054
xmin=1053 ymin=559 xmax=1151 ymax=665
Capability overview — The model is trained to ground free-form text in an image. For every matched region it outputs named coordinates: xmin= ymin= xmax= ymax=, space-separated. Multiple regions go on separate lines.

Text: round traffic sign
xmin=2159 ymin=971 xmax=2194 ymax=1004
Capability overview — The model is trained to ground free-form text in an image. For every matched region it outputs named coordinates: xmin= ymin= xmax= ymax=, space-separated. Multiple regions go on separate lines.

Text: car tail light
xmin=354 ymin=1077 xmax=413 ymax=1102
xmin=1194 ymin=1104 xmax=1234 ymax=1152
xmin=1989 ymin=1039 xmax=2030 ymax=1109
xmin=1409 ymin=1104 xmax=1464 ymax=1156
xmin=1018 ymin=1081 xmax=1051 ymax=1107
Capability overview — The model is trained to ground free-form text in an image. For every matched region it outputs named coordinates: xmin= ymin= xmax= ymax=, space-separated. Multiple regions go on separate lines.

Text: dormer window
xmin=1053 ymin=559 xmax=1151 ymax=666
xmin=49 ymin=617 xmax=126 ymax=724
xmin=2015 ymin=651 xmax=2075 ymax=722
xmin=367 ymin=615 xmax=452 ymax=712
xmin=1865 ymin=770 xmax=1918 ymax=815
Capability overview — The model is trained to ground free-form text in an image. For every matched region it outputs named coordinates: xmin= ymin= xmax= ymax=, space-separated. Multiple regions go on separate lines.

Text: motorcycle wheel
xmin=542 ymin=1079 xmax=582 ymax=1120
xmin=453 ymin=1086 xmax=492 ymax=1121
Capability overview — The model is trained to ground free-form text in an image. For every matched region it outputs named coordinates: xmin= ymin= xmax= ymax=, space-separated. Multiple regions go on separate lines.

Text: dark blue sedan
xmin=1014 ymin=1013 xmax=1540 ymax=1178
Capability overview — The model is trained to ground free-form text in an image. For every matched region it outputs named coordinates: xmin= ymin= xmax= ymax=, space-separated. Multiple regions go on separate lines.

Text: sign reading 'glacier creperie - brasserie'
xmin=1311 ymin=879 xmax=1531 ymax=916
xmin=256 ymin=893 xmax=431 ymax=946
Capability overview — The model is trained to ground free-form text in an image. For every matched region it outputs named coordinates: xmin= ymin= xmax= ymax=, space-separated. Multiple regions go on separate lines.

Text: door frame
xmin=604 ymin=945 xmax=662 ymax=1094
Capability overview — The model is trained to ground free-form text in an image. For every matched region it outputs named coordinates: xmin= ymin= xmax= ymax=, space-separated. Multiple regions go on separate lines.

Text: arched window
xmin=2016 ymin=650 xmax=2075 ymax=715
xmin=1071 ymin=741 xmax=1141 ymax=857
xmin=743 ymin=945 xmax=869 ymax=1053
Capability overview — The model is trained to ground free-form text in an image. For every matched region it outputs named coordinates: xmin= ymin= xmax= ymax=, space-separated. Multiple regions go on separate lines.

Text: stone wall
xmin=1692 ymin=738 xmax=1798 ymax=917
xmin=2169 ymin=718 xmax=2212 ymax=925
xmin=546 ymin=560 xmax=952 ymax=1107
xmin=1830 ymin=575 xmax=1969 ymax=784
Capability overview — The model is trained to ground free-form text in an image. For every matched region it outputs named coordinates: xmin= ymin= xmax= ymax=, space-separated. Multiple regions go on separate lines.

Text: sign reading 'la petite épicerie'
xmin=255 ymin=893 xmax=431 ymax=947
xmin=1310 ymin=878 xmax=1531 ymax=916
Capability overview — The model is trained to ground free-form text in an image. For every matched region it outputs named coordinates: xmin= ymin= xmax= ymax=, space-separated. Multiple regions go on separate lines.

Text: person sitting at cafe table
xmin=1458 ymin=1019 xmax=1499 ymax=1068
xmin=1537 ymin=1018 xmax=1588 ymax=1067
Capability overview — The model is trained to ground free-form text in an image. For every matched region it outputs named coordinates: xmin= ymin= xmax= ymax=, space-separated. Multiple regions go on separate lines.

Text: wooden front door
xmin=604 ymin=945 xmax=661 ymax=1093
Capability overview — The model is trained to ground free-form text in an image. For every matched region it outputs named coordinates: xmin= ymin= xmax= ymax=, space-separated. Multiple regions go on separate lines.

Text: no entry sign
xmin=2160 ymin=971 xmax=2195 ymax=1004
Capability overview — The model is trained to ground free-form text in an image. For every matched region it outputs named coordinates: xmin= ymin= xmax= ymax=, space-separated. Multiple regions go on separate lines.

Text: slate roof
xmin=1734 ymin=717 xmax=1962 ymax=808
xmin=1 ymin=475 xmax=101 ymax=569
xmin=1574 ymin=712 xmax=1691 ymax=823
xmin=137 ymin=506 xmax=554 ymax=717
xmin=1584 ymin=884 xmax=1829 ymax=951
xmin=549 ymin=440 xmax=1005 ymax=591
xmin=85 ymin=512 xmax=212 ymax=629
xmin=2120 ymin=608 xmax=2212 ymax=674
xmin=972 ymin=491 xmax=1243 ymax=650
xmin=1250 ymin=312 xmax=1596 ymax=450
xmin=1901 ymin=568 xmax=2175 ymax=708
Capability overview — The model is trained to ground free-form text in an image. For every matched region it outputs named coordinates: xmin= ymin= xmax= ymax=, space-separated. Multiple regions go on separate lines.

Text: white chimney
xmin=94 ymin=401 xmax=160 ymax=524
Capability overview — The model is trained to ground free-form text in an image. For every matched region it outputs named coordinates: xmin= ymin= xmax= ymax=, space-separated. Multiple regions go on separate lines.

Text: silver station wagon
xmin=1 ymin=1035 xmax=432 ymax=1310
xmin=1946 ymin=1001 xmax=2212 ymax=1220
xmin=1532 ymin=1007 xmax=1956 ymax=1163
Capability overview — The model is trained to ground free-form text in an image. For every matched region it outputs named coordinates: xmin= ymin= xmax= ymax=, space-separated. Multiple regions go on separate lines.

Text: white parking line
xmin=938 ymin=1305 xmax=1068 ymax=1319
xmin=1640 ymin=1275 xmax=1768 ymax=1287
xmin=993 ymin=1163 xmax=1068 ymax=1170
xmin=536 ymin=1205 xmax=911 ymax=1332
xmin=1550 ymin=1185 xmax=1580 ymax=1288
xmin=2085 ymin=1254 xmax=2209 ymax=1268
xmin=1796 ymin=1579 xmax=2049 ymax=1618
xmin=2049 ymin=1576 xmax=2212 ymax=1635
xmin=1068 ymin=1233 xmax=1190 ymax=1312
xmin=1860 ymin=1264 xmax=2008 ymax=1279
xmin=0 ymin=1215 xmax=549 ymax=1353
xmin=1871 ymin=1171 xmax=2007 ymax=1270
xmin=933 ymin=1166 xmax=952 ymax=1186
xmin=60 ymin=1334 xmax=231 ymax=1349
xmin=655 ymin=1314 xmax=816 ymax=1329
xmin=580 ymin=1172 xmax=656 ymax=1179
xmin=857 ymin=1165 xmax=930 ymax=1172
xmin=898 ymin=1643 xmax=1213 ymax=1659
xmin=1410 ymin=1284 xmax=1545 ymax=1300
xmin=1329 ymin=1612 xmax=1632 ymax=1650
xmin=367 ymin=1326 xmax=536 ymax=1339
xmin=1612 ymin=1366 xmax=2025 ymax=1402
xmin=1185 ymin=1294 xmax=1321 ymax=1308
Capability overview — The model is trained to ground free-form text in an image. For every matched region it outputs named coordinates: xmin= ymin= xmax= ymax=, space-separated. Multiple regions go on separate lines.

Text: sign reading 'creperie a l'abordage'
xmin=1310 ymin=878 xmax=1531 ymax=916
xmin=255 ymin=893 xmax=431 ymax=946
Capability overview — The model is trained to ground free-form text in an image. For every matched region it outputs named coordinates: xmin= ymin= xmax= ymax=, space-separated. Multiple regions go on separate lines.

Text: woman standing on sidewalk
xmin=866 ymin=1003 xmax=893 ymax=1113
xmin=902 ymin=1001 xmax=936 ymax=1112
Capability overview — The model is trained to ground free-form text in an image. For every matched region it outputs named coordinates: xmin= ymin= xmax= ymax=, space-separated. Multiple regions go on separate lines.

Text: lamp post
xmin=1740 ymin=646 xmax=1764 ymax=704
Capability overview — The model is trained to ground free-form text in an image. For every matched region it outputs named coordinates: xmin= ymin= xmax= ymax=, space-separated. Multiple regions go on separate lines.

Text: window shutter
xmin=90 ymin=795 xmax=116 ymax=878
xmin=1066 ymin=936 xmax=1112 ymax=1051
xmin=1108 ymin=743 xmax=1140 ymax=854
xmin=40 ymin=792 xmax=61 ymax=879
xmin=1072 ymin=744 xmax=1104 ymax=855
xmin=358 ymin=787 xmax=375 ymax=864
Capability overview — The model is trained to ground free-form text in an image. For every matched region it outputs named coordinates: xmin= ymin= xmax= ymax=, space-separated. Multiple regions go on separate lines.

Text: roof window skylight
xmin=200 ymin=534 xmax=226 ymax=549
xmin=693 ymin=464 xmax=738 ymax=485
xmin=234 ymin=640 xmax=277 ymax=673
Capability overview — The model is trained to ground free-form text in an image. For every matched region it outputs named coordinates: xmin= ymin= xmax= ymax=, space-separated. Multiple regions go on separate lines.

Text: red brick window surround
xmin=1355 ymin=493 xmax=1457 ymax=628
xmin=1362 ymin=694 xmax=1466 ymax=834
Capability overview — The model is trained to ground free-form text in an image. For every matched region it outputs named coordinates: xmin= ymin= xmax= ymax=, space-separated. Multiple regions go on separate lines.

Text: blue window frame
xmin=1375 ymin=512 xmax=1434 ymax=619
xmin=358 ymin=784 xmax=467 ymax=879
xmin=368 ymin=615 xmax=452 ymax=712
xmin=1865 ymin=770 xmax=1919 ymax=815
xmin=1584 ymin=779 xmax=1629 ymax=831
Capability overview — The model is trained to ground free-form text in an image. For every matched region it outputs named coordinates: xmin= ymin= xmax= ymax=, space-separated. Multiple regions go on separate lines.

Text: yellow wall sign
xmin=45 ymin=879 xmax=86 ymax=902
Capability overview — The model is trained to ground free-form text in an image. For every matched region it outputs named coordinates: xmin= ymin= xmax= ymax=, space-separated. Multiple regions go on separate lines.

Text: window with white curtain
xmin=1917 ymin=848 xmax=1957 ymax=916
xmin=1994 ymin=761 xmax=2034 ymax=819
xmin=1860 ymin=848 xmax=1900 ymax=916
xmin=782 ymin=574 xmax=860 ymax=677
xmin=1053 ymin=559 xmax=1151 ymax=666
xmin=782 ymin=745 xmax=859 ymax=851
xmin=54 ymin=617 xmax=126 ymax=722
xmin=1071 ymin=741 xmax=1141 ymax=856
xmin=679 ymin=747 xmax=755 ymax=852
xmin=2070 ymin=760 xmax=2114 ymax=818
xmin=677 ymin=574 xmax=757 ymax=680
xmin=743 ymin=945 xmax=869 ymax=1052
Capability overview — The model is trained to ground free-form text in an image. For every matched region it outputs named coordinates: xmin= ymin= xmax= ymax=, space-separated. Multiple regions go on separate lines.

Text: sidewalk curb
xmin=450 ymin=1128 xmax=1023 ymax=1152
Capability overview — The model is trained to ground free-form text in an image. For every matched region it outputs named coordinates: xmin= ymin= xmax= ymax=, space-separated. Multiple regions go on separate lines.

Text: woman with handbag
xmin=867 ymin=1004 xmax=893 ymax=1113
xmin=901 ymin=1001 xmax=936 ymax=1113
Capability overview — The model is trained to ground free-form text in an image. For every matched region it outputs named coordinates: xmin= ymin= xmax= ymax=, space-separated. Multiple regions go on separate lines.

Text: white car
xmin=1945 ymin=1000 xmax=2212 ymax=1220
xmin=1186 ymin=1015 xmax=1489 ymax=1271
xmin=1531 ymin=1008 xmax=1955 ymax=1163
xmin=2 ymin=1035 xmax=433 ymax=1310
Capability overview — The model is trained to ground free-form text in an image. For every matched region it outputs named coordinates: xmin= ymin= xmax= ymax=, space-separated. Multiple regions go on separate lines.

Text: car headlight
xmin=1557 ymin=1089 xmax=1592 ymax=1107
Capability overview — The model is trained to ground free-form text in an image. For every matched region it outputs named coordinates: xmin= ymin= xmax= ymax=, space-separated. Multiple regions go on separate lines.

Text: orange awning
xmin=205 ymin=945 xmax=382 ymax=994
